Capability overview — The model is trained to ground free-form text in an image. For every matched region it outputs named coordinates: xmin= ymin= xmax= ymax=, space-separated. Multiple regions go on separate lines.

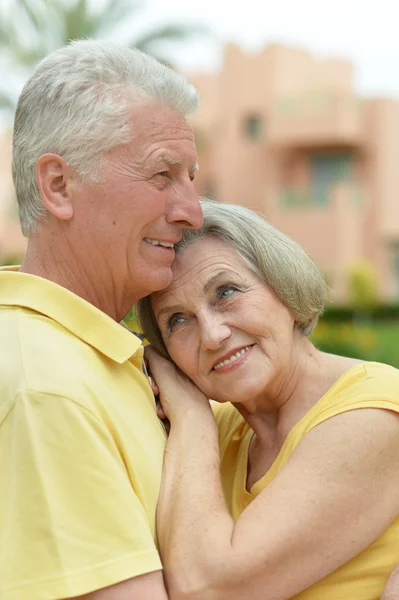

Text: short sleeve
xmin=0 ymin=390 xmax=162 ymax=600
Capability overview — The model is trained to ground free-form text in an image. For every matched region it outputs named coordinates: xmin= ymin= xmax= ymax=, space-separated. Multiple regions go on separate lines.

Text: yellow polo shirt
xmin=0 ymin=269 xmax=166 ymax=600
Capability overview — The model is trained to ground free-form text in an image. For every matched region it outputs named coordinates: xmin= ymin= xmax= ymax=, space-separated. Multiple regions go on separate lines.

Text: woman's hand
xmin=144 ymin=346 xmax=213 ymax=425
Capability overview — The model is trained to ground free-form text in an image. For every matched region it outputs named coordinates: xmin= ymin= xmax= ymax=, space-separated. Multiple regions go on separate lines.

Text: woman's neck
xmin=236 ymin=345 xmax=362 ymax=491
xmin=234 ymin=342 xmax=354 ymax=452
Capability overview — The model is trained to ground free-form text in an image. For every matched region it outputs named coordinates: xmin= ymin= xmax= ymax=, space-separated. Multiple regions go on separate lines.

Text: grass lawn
xmin=312 ymin=319 xmax=399 ymax=369
xmin=372 ymin=322 xmax=399 ymax=368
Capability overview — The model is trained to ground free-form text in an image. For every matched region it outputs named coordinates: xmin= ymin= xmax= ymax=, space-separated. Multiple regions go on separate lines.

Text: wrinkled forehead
xmin=151 ymin=237 xmax=250 ymax=313
xmin=130 ymin=100 xmax=194 ymax=140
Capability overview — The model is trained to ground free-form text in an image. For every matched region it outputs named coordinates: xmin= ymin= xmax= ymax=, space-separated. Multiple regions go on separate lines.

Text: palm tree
xmin=0 ymin=0 xmax=208 ymax=113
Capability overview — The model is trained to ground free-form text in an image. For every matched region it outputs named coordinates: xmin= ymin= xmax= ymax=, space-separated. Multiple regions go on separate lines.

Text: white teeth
xmin=144 ymin=238 xmax=174 ymax=248
xmin=213 ymin=346 xmax=251 ymax=370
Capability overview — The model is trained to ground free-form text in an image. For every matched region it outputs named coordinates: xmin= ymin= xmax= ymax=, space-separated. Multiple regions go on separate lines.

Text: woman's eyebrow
xmin=156 ymin=303 xmax=184 ymax=322
xmin=155 ymin=271 xmax=233 ymax=322
xmin=203 ymin=271 xmax=230 ymax=294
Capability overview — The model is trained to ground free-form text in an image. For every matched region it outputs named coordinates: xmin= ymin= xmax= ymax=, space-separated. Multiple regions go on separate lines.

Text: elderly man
xmin=0 ymin=40 xmax=201 ymax=600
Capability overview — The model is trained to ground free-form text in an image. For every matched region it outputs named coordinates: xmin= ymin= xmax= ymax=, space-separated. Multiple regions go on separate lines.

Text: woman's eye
xmin=217 ymin=285 xmax=239 ymax=300
xmin=168 ymin=315 xmax=185 ymax=330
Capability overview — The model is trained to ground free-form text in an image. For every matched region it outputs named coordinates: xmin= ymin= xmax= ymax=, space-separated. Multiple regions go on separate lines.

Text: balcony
xmin=277 ymin=182 xmax=365 ymax=210
xmin=268 ymin=92 xmax=363 ymax=148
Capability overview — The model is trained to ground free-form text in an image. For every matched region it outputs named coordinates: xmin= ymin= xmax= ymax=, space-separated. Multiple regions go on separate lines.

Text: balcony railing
xmin=269 ymin=93 xmax=363 ymax=148
xmin=278 ymin=183 xmax=365 ymax=210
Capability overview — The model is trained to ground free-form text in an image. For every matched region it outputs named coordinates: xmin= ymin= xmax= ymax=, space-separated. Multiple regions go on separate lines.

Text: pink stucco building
xmin=190 ymin=43 xmax=399 ymax=301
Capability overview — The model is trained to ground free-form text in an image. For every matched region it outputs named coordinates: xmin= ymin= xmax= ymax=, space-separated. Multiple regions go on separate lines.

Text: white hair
xmin=137 ymin=199 xmax=327 ymax=358
xmin=12 ymin=39 xmax=199 ymax=236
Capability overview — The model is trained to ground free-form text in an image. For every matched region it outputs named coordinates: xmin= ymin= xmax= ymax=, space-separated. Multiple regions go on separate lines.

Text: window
xmin=279 ymin=152 xmax=356 ymax=210
xmin=309 ymin=152 xmax=354 ymax=206
xmin=244 ymin=114 xmax=263 ymax=140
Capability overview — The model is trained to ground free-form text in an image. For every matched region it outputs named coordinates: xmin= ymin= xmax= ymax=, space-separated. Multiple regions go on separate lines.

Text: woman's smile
xmin=211 ymin=344 xmax=255 ymax=373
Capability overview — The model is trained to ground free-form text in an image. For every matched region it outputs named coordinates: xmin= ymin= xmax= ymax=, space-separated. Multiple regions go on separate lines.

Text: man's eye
xmin=157 ymin=171 xmax=169 ymax=177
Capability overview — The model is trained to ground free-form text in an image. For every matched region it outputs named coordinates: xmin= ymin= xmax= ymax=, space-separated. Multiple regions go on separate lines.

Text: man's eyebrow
xmin=158 ymin=156 xmax=199 ymax=173
xmin=159 ymin=155 xmax=181 ymax=167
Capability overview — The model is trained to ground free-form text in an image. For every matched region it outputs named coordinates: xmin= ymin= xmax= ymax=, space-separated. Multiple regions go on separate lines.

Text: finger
xmin=145 ymin=345 xmax=177 ymax=381
xmin=156 ymin=402 xmax=166 ymax=420
xmin=144 ymin=344 xmax=169 ymax=362
xmin=144 ymin=345 xmax=159 ymax=360
xmin=148 ymin=375 xmax=160 ymax=396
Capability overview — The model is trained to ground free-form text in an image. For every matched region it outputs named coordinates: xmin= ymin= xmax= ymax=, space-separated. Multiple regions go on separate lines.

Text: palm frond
xmin=0 ymin=0 xmax=49 ymax=66
xmin=0 ymin=0 xmax=211 ymax=112
xmin=17 ymin=0 xmax=48 ymax=36
xmin=0 ymin=8 xmax=20 ymax=48
xmin=131 ymin=22 xmax=209 ymax=53
xmin=96 ymin=0 xmax=144 ymax=34
xmin=62 ymin=0 xmax=98 ymax=43
xmin=0 ymin=91 xmax=16 ymax=112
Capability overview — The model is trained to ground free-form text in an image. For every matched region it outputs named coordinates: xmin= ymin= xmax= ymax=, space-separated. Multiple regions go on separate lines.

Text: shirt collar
xmin=0 ymin=268 xmax=142 ymax=363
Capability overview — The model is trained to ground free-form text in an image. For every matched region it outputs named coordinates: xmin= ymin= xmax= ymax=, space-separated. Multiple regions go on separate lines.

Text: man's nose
xmin=166 ymin=178 xmax=203 ymax=230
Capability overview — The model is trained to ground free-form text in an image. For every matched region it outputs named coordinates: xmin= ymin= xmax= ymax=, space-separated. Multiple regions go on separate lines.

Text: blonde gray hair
xmin=12 ymin=39 xmax=199 ymax=236
xmin=137 ymin=199 xmax=327 ymax=357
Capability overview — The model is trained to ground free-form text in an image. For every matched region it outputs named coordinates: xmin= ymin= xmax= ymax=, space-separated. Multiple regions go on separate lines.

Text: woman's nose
xmin=199 ymin=313 xmax=231 ymax=351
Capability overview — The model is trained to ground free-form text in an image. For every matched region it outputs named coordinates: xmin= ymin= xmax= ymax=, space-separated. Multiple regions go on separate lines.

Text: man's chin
xmin=147 ymin=267 xmax=174 ymax=294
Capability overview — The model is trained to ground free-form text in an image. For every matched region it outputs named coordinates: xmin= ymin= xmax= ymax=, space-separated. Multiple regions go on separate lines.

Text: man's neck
xmin=21 ymin=235 xmax=123 ymax=321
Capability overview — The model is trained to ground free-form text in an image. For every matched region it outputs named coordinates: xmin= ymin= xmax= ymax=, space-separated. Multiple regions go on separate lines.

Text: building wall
xmin=189 ymin=43 xmax=399 ymax=302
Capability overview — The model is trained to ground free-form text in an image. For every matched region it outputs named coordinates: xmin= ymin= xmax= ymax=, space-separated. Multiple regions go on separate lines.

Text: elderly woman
xmin=137 ymin=199 xmax=399 ymax=600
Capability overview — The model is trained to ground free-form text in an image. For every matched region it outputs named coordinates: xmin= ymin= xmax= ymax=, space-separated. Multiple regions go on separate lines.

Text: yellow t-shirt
xmin=213 ymin=362 xmax=399 ymax=599
xmin=0 ymin=269 xmax=166 ymax=600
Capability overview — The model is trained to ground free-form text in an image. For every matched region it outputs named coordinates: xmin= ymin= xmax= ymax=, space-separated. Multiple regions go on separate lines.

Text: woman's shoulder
xmin=362 ymin=360 xmax=399 ymax=380
xmin=339 ymin=361 xmax=399 ymax=399
xmin=307 ymin=361 xmax=399 ymax=430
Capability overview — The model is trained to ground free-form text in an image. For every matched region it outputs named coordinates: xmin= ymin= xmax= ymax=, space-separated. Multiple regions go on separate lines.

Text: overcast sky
xmin=136 ymin=0 xmax=399 ymax=98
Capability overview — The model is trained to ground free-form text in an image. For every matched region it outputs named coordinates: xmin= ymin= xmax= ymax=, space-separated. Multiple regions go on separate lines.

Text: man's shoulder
xmin=0 ymin=305 xmax=147 ymax=416
xmin=1 ymin=304 xmax=100 ymax=370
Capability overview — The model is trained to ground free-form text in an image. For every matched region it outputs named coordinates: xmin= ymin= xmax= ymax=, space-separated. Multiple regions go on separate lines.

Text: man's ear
xmin=36 ymin=153 xmax=75 ymax=221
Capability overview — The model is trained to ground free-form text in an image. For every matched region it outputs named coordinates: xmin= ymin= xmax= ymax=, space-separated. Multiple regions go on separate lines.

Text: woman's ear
xmin=36 ymin=153 xmax=75 ymax=222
